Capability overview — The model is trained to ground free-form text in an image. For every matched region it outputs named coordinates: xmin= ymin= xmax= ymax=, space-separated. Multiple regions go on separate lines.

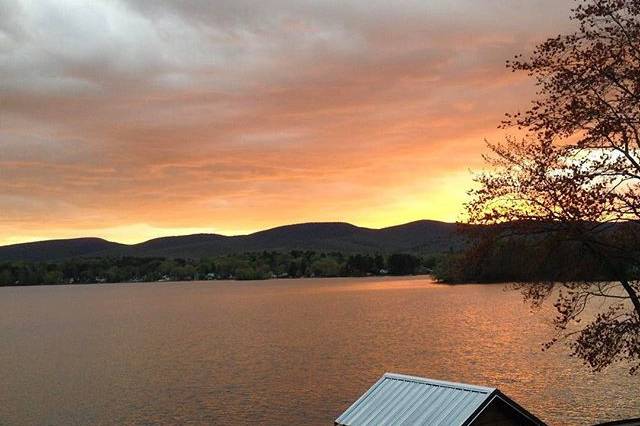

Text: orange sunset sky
xmin=1 ymin=0 xmax=575 ymax=245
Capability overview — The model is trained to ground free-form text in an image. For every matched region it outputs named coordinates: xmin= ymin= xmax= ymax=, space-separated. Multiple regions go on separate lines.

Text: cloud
xmin=0 ymin=0 xmax=575 ymax=243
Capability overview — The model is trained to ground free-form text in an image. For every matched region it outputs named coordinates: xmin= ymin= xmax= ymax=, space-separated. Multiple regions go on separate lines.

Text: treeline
xmin=432 ymin=236 xmax=636 ymax=283
xmin=0 ymin=251 xmax=436 ymax=286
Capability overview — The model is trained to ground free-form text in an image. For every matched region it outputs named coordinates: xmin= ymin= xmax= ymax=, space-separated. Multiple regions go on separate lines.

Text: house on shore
xmin=335 ymin=373 xmax=545 ymax=426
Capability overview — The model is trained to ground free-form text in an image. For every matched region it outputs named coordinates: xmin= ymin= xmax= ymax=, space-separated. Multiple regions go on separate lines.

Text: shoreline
xmin=0 ymin=273 xmax=440 ymax=288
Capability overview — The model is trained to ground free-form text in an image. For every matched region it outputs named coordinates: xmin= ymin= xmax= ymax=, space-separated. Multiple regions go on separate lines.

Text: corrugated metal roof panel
xmin=335 ymin=373 xmax=495 ymax=426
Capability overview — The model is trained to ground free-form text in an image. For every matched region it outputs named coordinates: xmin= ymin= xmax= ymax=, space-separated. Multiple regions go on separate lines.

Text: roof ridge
xmin=383 ymin=373 xmax=495 ymax=393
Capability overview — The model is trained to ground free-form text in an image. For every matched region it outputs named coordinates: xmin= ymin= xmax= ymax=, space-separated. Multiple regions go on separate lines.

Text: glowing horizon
xmin=1 ymin=0 xmax=574 ymax=246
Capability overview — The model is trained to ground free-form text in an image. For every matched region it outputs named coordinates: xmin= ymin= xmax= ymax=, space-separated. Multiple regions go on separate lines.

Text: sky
xmin=0 ymin=0 xmax=575 ymax=245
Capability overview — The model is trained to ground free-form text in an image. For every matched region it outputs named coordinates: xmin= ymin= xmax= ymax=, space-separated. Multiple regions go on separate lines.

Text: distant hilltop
xmin=0 ymin=220 xmax=465 ymax=262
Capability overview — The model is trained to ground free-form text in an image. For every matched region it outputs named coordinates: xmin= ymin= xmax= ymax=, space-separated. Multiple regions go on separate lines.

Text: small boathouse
xmin=335 ymin=373 xmax=545 ymax=426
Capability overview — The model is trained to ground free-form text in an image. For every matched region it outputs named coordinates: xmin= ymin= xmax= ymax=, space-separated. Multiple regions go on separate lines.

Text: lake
xmin=0 ymin=276 xmax=638 ymax=425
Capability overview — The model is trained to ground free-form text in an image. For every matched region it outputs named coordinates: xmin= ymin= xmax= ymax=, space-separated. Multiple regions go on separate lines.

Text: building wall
xmin=471 ymin=398 xmax=542 ymax=426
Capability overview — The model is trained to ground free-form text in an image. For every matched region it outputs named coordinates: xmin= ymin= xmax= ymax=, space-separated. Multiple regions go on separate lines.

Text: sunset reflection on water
xmin=0 ymin=277 xmax=638 ymax=425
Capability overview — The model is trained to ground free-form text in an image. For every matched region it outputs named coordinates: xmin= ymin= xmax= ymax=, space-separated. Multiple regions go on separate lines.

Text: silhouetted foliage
xmin=464 ymin=0 xmax=640 ymax=374
xmin=0 ymin=251 xmax=435 ymax=286
xmin=387 ymin=253 xmax=422 ymax=275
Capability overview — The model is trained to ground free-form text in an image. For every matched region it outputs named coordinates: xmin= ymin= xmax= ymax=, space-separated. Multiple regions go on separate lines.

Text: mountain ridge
xmin=0 ymin=220 xmax=463 ymax=262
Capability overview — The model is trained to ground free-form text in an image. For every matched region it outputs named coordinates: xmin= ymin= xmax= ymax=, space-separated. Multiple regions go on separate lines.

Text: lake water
xmin=0 ymin=277 xmax=638 ymax=425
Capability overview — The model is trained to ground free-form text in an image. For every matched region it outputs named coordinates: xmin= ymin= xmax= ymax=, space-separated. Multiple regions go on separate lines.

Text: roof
xmin=335 ymin=373 xmax=544 ymax=426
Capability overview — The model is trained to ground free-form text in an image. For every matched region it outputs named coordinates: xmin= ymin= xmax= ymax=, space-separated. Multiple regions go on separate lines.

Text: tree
xmin=387 ymin=254 xmax=421 ymax=276
xmin=467 ymin=0 xmax=640 ymax=373
xmin=311 ymin=257 xmax=340 ymax=277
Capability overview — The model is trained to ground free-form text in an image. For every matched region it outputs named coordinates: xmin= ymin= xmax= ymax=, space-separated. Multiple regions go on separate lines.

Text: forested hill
xmin=0 ymin=238 xmax=126 ymax=262
xmin=0 ymin=220 xmax=462 ymax=262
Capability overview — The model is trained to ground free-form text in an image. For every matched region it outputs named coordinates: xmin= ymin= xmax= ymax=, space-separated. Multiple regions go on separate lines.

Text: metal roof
xmin=335 ymin=373 xmax=498 ymax=426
